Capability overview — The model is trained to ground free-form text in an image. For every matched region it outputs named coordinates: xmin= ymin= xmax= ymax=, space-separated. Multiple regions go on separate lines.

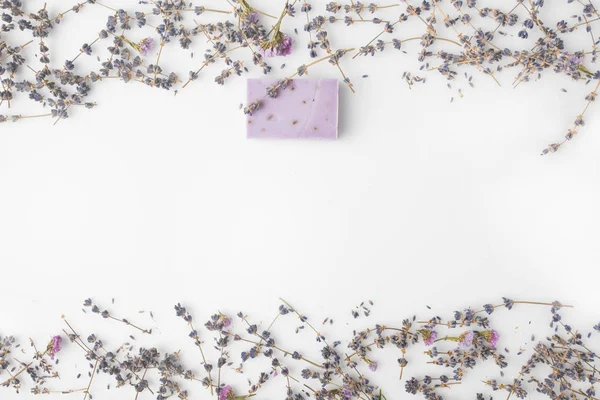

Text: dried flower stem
xmin=161 ymin=8 xmax=232 ymax=14
xmin=82 ymin=359 xmax=99 ymax=400
xmin=0 ymin=40 xmax=33 ymax=63
xmin=352 ymin=22 xmax=397 ymax=59
xmin=184 ymin=319 xmax=214 ymax=395
xmin=417 ymin=300 xmax=570 ymax=325
xmin=182 ymin=44 xmax=245 ymax=88
xmin=545 ymin=79 xmax=600 ymax=153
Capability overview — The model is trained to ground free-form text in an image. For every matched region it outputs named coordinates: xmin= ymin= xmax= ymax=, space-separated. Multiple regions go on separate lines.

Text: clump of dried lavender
xmin=259 ymin=1 xmax=295 ymax=57
xmin=1 ymin=1 xmax=600 ymax=154
xmin=482 ymin=301 xmax=600 ymax=400
xmin=2 ymin=297 xmax=596 ymax=400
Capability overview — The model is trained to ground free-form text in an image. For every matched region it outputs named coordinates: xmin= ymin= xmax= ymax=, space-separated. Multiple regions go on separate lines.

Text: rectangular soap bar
xmin=246 ymin=79 xmax=338 ymax=139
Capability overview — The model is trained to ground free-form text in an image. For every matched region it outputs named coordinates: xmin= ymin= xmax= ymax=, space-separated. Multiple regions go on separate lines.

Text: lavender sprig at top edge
xmin=1 ymin=0 xmax=600 ymax=153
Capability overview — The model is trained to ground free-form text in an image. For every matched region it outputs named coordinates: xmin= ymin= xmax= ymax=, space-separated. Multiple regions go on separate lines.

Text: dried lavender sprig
xmin=82 ymin=359 xmax=99 ymax=400
xmin=416 ymin=300 xmax=572 ymax=325
xmin=0 ymin=114 xmax=53 ymax=123
xmin=174 ymin=303 xmax=215 ymax=395
xmin=83 ymin=298 xmax=152 ymax=334
xmin=0 ymin=40 xmax=33 ymax=64
xmin=153 ymin=7 xmax=232 ymax=14
xmin=543 ymin=79 xmax=600 ymax=154
xmin=182 ymin=45 xmax=245 ymax=88
xmin=50 ymin=1 xmax=96 ymax=24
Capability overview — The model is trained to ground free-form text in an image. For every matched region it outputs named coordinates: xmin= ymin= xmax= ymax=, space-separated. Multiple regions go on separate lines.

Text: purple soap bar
xmin=246 ymin=79 xmax=338 ymax=139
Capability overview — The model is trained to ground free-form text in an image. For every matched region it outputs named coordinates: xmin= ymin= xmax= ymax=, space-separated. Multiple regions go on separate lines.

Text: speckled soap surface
xmin=246 ymin=79 xmax=338 ymax=139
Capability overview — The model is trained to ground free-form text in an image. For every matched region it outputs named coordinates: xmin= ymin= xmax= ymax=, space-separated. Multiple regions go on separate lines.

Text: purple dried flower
xmin=368 ymin=360 xmax=378 ymax=371
xmin=260 ymin=33 xmax=292 ymax=57
xmin=248 ymin=12 xmax=259 ymax=24
xmin=278 ymin=34 xmax=293 ymax=56
xmin=139 ymin=37 xmax=154 ymax=56
xmin=568 ymin=55 xmax=583 ymax=65
xmin=478 ymin=329 xmax=500 ymax=346
xmin=342 ymin=387 xmax=352 ymax=398
xmin=423 ymin=330 xmax=438 ymax=346
xmin=459 ymin=331 xmax=474 ymax=347
xmin=489 ymin=330 xmax=500 ymax=347
xmin=48 ymin=335 xmax=62 ymax=360
xmin=219 ymin=385 xmax=233 ymax=400
xmin=222 ymin=315 xmax=231 ymax=327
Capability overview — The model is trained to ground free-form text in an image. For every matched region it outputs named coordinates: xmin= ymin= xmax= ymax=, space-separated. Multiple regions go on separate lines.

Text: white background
xmin=1 ymin=1 xmax=600 ymax=399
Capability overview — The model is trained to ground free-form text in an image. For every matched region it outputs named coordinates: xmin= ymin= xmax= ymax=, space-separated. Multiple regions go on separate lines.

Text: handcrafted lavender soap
xmin=246 ymin=79 xmax=338 ymax=139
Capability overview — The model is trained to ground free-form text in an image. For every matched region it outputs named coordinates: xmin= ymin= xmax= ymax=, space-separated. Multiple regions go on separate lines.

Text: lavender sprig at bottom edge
xmin=1 ymin=297 xmax=599 ymax=400
xmin=1 ymin=0 xmax=600 ymax=154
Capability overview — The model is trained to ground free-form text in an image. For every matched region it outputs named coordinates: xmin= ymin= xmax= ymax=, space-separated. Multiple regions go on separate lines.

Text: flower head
xmin=219 ymin=385 xmax=233 ymax=400
xmin=247 ymin=12 xmax=259 ymax=24
xmin=490 ymin=330 xmax=500 ymax=347
xmin=568 ymin=55 xmax=583 ymax=65
xmin=241 ymin=12 xmax=260 ymax=32
xmin=260 ymin=32 xmax=292 ymax=57
xmin=139 ymin=37 xmax=154 ymax=56
xmin=48 ymin=335 xmax=62 ymax=360
xmin=368 ymin=360 xmax=378 ymax=372
xmin=423 ymin=330 xmax=438 ymax=346
xmin=222 ymin=315 xmax=232 ymax=328
xmin=480 ymin=330 xmax=500 ymax=347
xmin=458 ymin=331 xmax=474 ymax=347
xmin=342 ymin=387 xmax=352 ymax=399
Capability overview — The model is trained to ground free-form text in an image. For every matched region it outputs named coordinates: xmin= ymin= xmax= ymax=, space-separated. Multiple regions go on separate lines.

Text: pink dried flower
xmin=489 ymin=330 xmax=500 ymax=347
xmin=222 ymin=316 xmax=231 ymax=327
xmin=219 ymin=385 xmax=233 ymax=400
xmin=478 ymin=329 xmax=500 ymax=347
xmin=48 ymin=335 xmax=62 ymax=360
xmin=277 ymin=34 xmax=292 ymax=56
xmin=459 ymin=331 xmax=474 ymax=347
xmin=260 ymin=33 xmax=292 ymax=57
xmin=423 ymin=330 xmax=438 ymax=346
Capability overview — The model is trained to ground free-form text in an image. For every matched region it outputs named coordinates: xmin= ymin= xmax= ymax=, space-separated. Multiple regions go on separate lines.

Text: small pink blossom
xmin=219 ymin=385 xmax=232 ymax=400
xmin=489 ymin=330 xmax=500 ymax=347
xmin=278 ymin=34 xmax=293 ymax=56
xmin=48 ymin=335 xmax=62 ymax=360
xmin=222 ymin=316 xmax=231 ymax=328
xmin=459 ymin=331 xmax=474 ymax=347
xmin=260 ymin=34 xmax=292 ymax=57
xmin=424 ymin=330 xmax=438 ymax=346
